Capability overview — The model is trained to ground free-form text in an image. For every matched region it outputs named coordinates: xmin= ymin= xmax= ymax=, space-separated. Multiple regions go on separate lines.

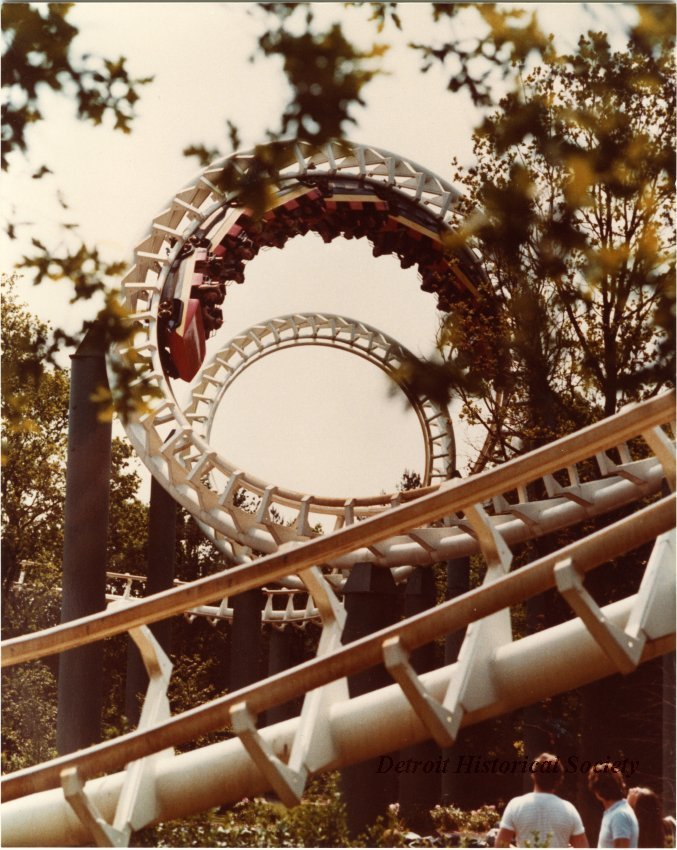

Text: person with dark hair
xmin=496 ymin=753 xmax=588 ymax=847
xmin=627 ymin=786 xmax=668 ymax=848
xmin=588 ymin=764 xmax=639 ymax=848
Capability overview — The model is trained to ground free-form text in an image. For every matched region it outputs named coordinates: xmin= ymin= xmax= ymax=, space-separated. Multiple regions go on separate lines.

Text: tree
xmin=1 ymin=662 xmax=58 ymax=774
xmin=0 ymin=284 xmax=154 ymax=774
xmin=177 ymin=5 xmax=676 ymax=469
xmin=401 ymin=31 xmax=675 ymax=467
xmin=2 ymin=3 xmax=151 ymax=172
xmin=2 ymin=3 xmax=674 ymax=837
xmin=1 ymin=278 xmax=151 ymax=612
xmin=2 ymin=3 xmax=154 ymax=418
xmin=106 ymin=438 xmax=149 ymax=576
xmin=5 ymin=4 xmax=674 ymax=424
xmin=1 ymin=276 xmax=69 ymax=600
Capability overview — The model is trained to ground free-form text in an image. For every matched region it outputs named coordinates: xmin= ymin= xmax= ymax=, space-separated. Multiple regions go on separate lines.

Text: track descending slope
xmin=1 ymin=392 xmax=675 ymax=846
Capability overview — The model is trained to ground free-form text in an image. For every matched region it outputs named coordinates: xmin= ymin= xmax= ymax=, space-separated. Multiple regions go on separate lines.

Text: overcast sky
xmin=2 ymin=3 xmax=636 ymax=500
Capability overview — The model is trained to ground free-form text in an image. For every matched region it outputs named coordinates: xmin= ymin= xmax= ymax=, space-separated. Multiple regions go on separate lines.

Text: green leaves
xmin=400 ymin=30 xmax=674 ymax=467
xmin=183 ymin=143 xmax=224 ymax=169
xmin=1 ymin=3 xmax=152 ymax=170
xmin=19 ymin=240 xmax=125 ymax=301
xmin=1 ymin=663 xmax=57 ymax=773
xmin=1 ymin=277 xmax=69 ymax=596
xmin=259 ymin=21 xmax=387 ymax=143
xmin=411 ymin=5 xmax=550 ymax=107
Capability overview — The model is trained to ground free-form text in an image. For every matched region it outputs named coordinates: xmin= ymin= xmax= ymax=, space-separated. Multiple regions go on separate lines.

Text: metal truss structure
xmin=12 ymin=569 xmax=323 ymax=628
xmin=187 ymin=311 xmax=456 ymax=486
xmin=1 ymin=141 xmax=675 ymax=846
xmin=106 ymin=140 xmax=486 ymax=563
xmin=186 ymin=310 xmax=456 ymax=557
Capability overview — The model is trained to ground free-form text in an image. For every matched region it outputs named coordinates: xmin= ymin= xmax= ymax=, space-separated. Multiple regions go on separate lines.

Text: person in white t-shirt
xmin=588 ymin=764 xmax=639 ymax=848
xmin=496 ymin=753 xmax=589 ymax=848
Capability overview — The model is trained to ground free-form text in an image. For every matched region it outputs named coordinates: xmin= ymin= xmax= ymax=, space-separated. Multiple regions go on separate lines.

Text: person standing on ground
xmin=496 ymin=753 xmax=589 ymax=848
xmin=627 ymin=786 xmax=669 ymax=848
xmin=588 ymin=764 xmax=639 ymax=848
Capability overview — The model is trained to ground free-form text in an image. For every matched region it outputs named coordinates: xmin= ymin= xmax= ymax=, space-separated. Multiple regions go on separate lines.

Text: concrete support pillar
xmin=441 ymin=556 xmax=470 ymax=805
xmin=57 ymin=327 xmax=112 ymax=755
xmin=398 ymin=568 xmax=440 ymax=834
xmin=125 ymin=477 xmax=177 ymax=724
xmin=340 ymin=562 xmax=400 ymax=837
xmin=230 ymin=589 xmax=263 ymax=692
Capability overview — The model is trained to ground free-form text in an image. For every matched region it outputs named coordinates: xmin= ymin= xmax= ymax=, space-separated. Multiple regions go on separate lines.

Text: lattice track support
xmin=7 ymin=586 xmax=674 ymax=847
xmin=229 ymin=566 xmax=348 ymax=806
xmin=555 ymin=529 xmax=676 ymax=675
xmin=61 ymin=608 xmax=173 ymax=846
xmin=384 ymin=502 xmax=513 ymax=747
xmin=2 ymin=396 xmax=675 ymax=846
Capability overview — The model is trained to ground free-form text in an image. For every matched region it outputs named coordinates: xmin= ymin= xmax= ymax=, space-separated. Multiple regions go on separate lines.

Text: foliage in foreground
xmin=4 ymin=3 xmax=674 ymax=424
xmin=134 ymin=775 xmax=349 ymax=848
xmin=134 ymin=774 xmax=501 ymax=848
xmin=398 ymin=31 xmax=675 ymax=472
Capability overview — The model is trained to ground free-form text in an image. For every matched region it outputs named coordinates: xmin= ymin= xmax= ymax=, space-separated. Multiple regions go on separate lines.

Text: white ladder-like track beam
xmin=2 ymin=590 xmax=673 ymax=847
xmin=3 ymin=392 xmax=673 ymax=670
xmin=2 ymin=491 xmax=673 ymax=807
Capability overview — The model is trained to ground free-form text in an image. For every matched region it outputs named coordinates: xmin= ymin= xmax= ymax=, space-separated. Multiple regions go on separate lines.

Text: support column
xmin=520 ymin=533 xmax=554 ymax=790
xmin=265 ymin=627 xmax=298 ymax=726
xmin=398 ymin=568 xmax=440 ymax=834
xmin=662 ymin=652 xmax=676 ymax=816
xmin=230 ymin=589 xmax=263 ymax=692
xmin=57 ymin=327 xmax=112 ymax=755
xmin=125 ymin=477 xmax=177 ymax=724
xmin=340 ymin=563 xmax=400 ymax=837
xmin=441 ymin=556 xmax=470 ymax=805
xmin=661 ymin=483 xmax=676 ymax=816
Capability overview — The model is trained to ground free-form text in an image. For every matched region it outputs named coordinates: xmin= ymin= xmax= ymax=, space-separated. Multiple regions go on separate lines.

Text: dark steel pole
xmin=265 ymin=627 xmax=299 ymax=726
xmin=441 ymin=556 xmax=470 ymax=806
xmin=125 ymin=477 xmax=177 ymax=724
xmin=230 ymin=589 xmax=263 ymax=691
xmin=56 ymin=326 xmax=112 ymax=755
xmin=340 ymin=562 xmax=400 ymax=837
xmin=398 ymin=567 xmax=440 ymax=834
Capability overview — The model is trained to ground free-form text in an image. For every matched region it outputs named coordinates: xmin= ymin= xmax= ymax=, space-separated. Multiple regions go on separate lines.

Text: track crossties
xmin=109 ymin=140 xmax=667 ymax=564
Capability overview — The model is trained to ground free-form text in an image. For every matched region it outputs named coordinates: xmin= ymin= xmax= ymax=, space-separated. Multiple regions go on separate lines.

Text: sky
xmin=2 ymin=3 xmax=637 ymax=501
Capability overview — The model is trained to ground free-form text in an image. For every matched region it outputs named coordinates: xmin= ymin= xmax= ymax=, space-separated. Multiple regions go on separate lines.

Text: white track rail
xmin=1 ymin=393 xmax=675 ymax=848
xmin=187 ymin=311 xmax=456 ymax=485
xmin=107 ymin=141 xmax=483 ymax=562
xmin=12 ymin=570 xmax=323 ymax=627
xmin=109 ymin=142 xmax=672 ymax=568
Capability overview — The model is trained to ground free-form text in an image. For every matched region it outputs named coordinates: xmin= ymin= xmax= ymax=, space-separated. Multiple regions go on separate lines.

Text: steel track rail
xmin=186 ymin=312 xmax=456 ymax=485
xmin=3 ymin=603 xmax=674 ymax=845
xmin=5 ymin=140 xmax=674 ymax=843
xmin=108 ymin=141 xmax=486 ymax=560
xmin=109 ymin=141 xmax=674 ymax=567
xmin=2 ymin=391 xmax=673 ymax=671
xmin=2 ymin=492 xmax=673 ymax=804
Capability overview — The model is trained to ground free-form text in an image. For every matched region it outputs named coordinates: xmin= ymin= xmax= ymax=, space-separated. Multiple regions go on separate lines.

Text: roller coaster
xmin=1 ymin=141 xmax=674 ymax=847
